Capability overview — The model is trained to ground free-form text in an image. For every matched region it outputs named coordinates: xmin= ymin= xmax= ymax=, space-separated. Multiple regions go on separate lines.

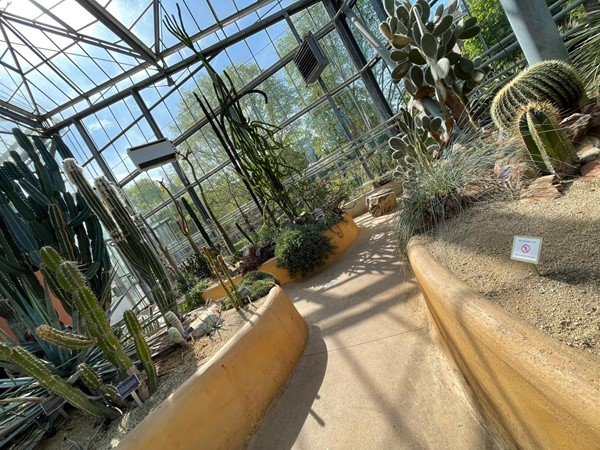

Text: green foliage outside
xmin=275 ymin=223 xmax=335 ymax=278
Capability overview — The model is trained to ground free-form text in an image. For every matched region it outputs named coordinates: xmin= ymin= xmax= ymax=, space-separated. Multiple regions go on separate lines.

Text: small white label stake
xmin=511 ymin=236 xmax=543 ymax=271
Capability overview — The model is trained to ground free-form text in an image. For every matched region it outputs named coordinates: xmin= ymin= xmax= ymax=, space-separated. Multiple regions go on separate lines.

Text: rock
xmin=561 ymin=113 xmax=591 ymax=142
xmin=366 ymin=189 xmax=396 ymax=217
xmin=494 ymin=155 xmax=537 ymax=190
xmin=581 ymin=160 xmax=600 ymax=178
xmin=520 ymin=175 xmax=562 ymax=202
xmin=577 ymin=145 xmax=600 ymax=165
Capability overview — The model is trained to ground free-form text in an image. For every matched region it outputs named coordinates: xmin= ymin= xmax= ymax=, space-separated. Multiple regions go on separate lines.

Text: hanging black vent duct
xmin=293 ymin=32 xmax=328 ymax=85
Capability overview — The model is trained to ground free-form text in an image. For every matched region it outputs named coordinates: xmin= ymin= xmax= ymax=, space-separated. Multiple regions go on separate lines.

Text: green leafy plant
xmin=517 ymin=103 xmax=577 ymax=176
xmin=275 ymin=224 xmax=334 ymax=278
xmin=237 ymin=271 xmax=280 ymax=301
xmin=380 ymin=0 xmax=487 ymax=149
xmin=491 ymin=60 xmax=586 ymax=131
xmin=179 ymin=280 xmax=210 ymax=313
xmin=178 ymin=253 xmax=212 ymax=281
xmin=294 ymin=177 xmax=352 ymax=227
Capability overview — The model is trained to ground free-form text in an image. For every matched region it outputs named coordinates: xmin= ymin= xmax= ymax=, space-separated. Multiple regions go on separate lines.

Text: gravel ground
xmin=425 ymin=176 xmax=600 ymax=356
xmin=35 ymin=297 xmax=267 ymax=450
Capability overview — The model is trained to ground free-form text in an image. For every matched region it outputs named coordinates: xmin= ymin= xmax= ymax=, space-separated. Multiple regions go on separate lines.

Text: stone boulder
xmin=366 ymin=189 xmax=396 ymax=217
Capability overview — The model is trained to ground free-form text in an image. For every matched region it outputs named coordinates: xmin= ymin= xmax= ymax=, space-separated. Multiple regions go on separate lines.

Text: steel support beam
xmin=130 ymin=90 xmax=211 ymax=222
xmin=73 ymin=119 xmax=118 ymax=184
xmin=73 ymin=0 xmax=158 ymax=64
xmin=321 ymin=0 xmax=394 ymax=122
xmin=0 ymin=101 xmax=41 ymax=128
xmin=42 ymin=0 xmax=322 ymax=128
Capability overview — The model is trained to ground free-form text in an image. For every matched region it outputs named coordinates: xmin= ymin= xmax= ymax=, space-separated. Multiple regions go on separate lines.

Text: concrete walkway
xmin=247 ymin=213 xmax=504 ymax=450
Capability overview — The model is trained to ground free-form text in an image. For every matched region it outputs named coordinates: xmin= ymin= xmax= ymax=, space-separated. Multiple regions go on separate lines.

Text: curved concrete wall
xmin=408 ymin=240 xmax=600 ymax=449
xmin=202 ymin=213 xmax=360 ymax=301
xmin=117 ymin=286 xmax=308 ymax=450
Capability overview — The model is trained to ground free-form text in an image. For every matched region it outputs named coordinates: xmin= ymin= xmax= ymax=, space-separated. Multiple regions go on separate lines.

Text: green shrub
xmin=293 ymin=177 xmax=352 ymax=227
xmin=179 ymin=279 xmax=210 ymax=313
xmin=238 ymin=271 xmax=280 ymax=301
xmin=275 ymin=224 xmax=335 ymax=278
xmin=178 ymin=253 xmax=212 ymax=280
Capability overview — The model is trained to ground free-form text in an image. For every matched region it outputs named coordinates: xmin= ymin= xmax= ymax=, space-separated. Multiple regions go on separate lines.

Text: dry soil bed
xmin=425 ymin=176 xmax=600 ymax=356
xmin=35 ymin=297 xmax=266 ymax=450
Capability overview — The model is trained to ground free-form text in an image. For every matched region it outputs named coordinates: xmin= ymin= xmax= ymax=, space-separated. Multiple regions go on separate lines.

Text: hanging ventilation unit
xmin=293 ymin=32 xmax=328 ymax=85
xmin=127 ymin=138 xmax=178 ymax=171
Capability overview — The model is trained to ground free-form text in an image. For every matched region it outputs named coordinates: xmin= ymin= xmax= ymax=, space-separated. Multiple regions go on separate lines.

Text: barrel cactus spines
xmin=63 ymin=159 xmax=178 ymax=315
xmin=40 ymin=246 xmax=134 ymax=379
xmin=36 ymin=325 xmax=95 ymax=350
xmin=491 ymin=60 xmax=586 ymax=132
xmin=0 ymin=343 xmax=119 ymax=419
xmin=78 ymin=363 xmax=128 ymax=408
xmin=123 ymin=310 xmax=158 ymax=393
xmin=517 ymin=103 xmax=577 ymax=176
xmin=380 ymin=0 xmax=487 ymax=149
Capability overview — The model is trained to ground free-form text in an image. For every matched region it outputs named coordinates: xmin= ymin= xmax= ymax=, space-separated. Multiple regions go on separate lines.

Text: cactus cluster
xmin=491 ymin=60 xmax=586 ymax=131
xmin=0 ymin=343 xmax=118 ymax=419
xmin=62 ymin=159 xmax=177 ymax=315
xmin=203 ymin=246 xmax=243 ymax=310
xmin=0 ymin=129 xmax=111 ymax=347
xmin=380 ymin=0 xmax=487 ymax=149
xmin=79 ymin=363 xmax=128 ymax=408
xmin=517 ymin=103 xmax=577 ymax=176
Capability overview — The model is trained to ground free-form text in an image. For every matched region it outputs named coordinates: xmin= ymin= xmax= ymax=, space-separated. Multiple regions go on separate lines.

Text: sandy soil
xmin=425 ymin=176 xmax=600 ymax=355
xmin=35 ymin=297 xmax=267 ymax=450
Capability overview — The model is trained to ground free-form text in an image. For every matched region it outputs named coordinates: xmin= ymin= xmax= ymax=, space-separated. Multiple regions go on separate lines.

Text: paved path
xmin=247 ymin=213 xmax=504 ymax=450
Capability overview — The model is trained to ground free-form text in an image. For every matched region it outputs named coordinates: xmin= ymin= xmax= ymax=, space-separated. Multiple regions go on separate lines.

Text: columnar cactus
xmin=79 ymin=363 xmax=128 ymax=408
xmin=380 ymin=0 xmax=487 ymax=149
xmin=0 ymin=343 xmax=118 ymax=419
xmin=491 ymin=60 xmax=586 ymax=131
xmin=518 ymin=104 xmax=577 ymax=175
xmin=123 ymin=310 xmax=158 ymax=393
xmin=40 ymin=247 xmax=134 ymax=379
xmin=36 ymin=325 xmax=94 ymax=350
xmin=203 ymin=247 xmax=242 ymax=310
xmin=63 ymin=159 xmax=177 ymax=315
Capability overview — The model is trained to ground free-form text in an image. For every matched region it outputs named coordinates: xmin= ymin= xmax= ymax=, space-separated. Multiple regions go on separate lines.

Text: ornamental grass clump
xmin=275 ymin=223 xmax=335 ymax=278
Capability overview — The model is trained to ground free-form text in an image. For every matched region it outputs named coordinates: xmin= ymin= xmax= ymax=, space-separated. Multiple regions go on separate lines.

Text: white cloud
xmin=88 ymin=118 xmax=113 ymax=131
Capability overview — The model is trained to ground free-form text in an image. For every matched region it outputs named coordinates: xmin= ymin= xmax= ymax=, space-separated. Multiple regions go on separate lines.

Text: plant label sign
xmin=41 ymin=395 xmax=66 ymax=416
xmin=511 ymin=236 xmax=542 ymax=264
xmin=117 ymin=373 xmax=141 ymax=399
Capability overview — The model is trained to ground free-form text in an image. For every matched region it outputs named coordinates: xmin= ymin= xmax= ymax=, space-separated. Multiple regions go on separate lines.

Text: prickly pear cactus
xmin=380 ymin=0 xmax=487 ymax=148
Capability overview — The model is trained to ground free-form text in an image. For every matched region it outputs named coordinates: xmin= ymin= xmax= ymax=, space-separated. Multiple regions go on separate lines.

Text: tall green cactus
xmin=63 ymin=159 xmax=177 ymax=315
xmin=518 ymin=104 xmax=577 ymax=176
xmin=491 ymin=60 xmax=586 ymax=131
xmin=123 ymin=310 xmax=157 ymax=393
xmin=380 ymin=0 xmax=487 ymax=149
xmin=0 ymin=343 xmax=118 ymax=419
xmin=40 ymin=247 xmax=134 ymax=379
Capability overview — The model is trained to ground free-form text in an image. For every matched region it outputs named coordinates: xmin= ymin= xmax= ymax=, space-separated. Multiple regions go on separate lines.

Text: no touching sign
xmin=511 ymin=236 xmax=543 ymax=264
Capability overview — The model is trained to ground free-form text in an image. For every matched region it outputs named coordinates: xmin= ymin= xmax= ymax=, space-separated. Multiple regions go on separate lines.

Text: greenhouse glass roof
xmin=0 ymin=0 xmax=307 ymax=129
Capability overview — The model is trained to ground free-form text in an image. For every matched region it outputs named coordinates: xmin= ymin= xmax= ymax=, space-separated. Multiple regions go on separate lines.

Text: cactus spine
xmin=36 ymin=325 xmax=94 ymax=350
xmin=63 ymin=160 xmax=177 ymax=315
xmin=491 ymin=60 xmax=586 ymax=131
xmin=518 ymin=105 xmax=577 ymax=176
xmin=167 ymin=327 xmax=186 ymax=345
xmin=0 ymin=343 xmax=118 ymax=419
xmin=123 ymin=310 xmax=157 ymax=393
xmin=164 ymin=311 xmax=185 ymax=336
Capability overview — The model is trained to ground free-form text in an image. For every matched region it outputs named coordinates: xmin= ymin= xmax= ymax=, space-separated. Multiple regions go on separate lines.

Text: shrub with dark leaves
xmin=275 ymin=223 xmax=334 ymax=278
xmin=238 ymin=243 xmax=275 ymax=275
xmin=178 ymin=253 xmax=212 ymax=280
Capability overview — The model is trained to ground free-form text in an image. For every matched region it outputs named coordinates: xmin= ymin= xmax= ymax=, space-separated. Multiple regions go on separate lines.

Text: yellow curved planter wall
xmin=117 ymin=286 xmax=307 ymax=450
xmin=408 ymin=240 xmax=600 ymax=449
xmin=201 ymin=213 xmax=359 ymax=301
